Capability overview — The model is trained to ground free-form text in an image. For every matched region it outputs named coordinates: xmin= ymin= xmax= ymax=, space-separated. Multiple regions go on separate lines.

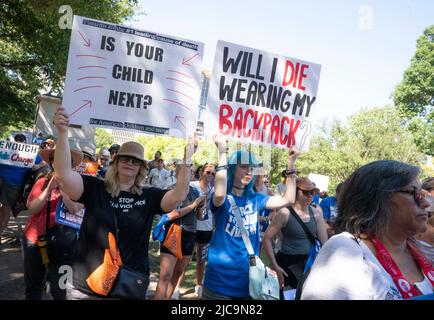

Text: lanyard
xmin=371 ymin=235 xmax=434 ymax=299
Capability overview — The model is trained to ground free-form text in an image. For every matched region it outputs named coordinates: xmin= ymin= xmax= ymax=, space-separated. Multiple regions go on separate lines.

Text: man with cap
xmin=108 ymin=144 xmax=120 ymax=161
xmin=53 ymin=107 xmax=198 ymax=299
xmin=263 ymin=177 xmax=328 ymax=297
xmin=148 ymin=158 xmax=171 ymax=189
xmin=97 ymin=148 xmax=111 ymax=179
xmin=147 ymin=151 xmax=162 ymax=172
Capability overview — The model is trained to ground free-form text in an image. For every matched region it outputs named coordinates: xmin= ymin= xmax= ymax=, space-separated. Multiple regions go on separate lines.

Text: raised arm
xmin=53 ymin=107 xmax=84 ymax=201
xmin=27 ymin=177 xmax=57 ymax=215
xmin=263 ymin=207 xmax=290 ymax=288
xmin=212 ymin=135 xmax=228 ymax=208
xmin=167 ymin=195 xmax=206 ymax=220
xmin=265 ymin=148 xmax=300 ymax=210
xmin=160 ymin=136 xmax=197 ymax=212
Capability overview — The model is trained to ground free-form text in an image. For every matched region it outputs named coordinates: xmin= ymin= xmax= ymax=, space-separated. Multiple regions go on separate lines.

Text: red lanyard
xmin=371 ymin=235 xmax=434 ymax=299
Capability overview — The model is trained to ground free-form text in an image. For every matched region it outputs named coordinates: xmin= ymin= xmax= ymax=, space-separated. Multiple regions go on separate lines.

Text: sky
xmin=126 ymin=0 xmax=433 ymax=126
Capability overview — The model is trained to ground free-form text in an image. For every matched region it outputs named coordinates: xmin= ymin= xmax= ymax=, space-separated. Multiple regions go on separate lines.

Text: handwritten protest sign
xmin=63 ymin=16 xmax=204 ymax=138
xmin=0 ymin=140 xmax=39 ymax=168
xmin=205 ymin=41 xmax=321 ymax=150
xmin=55 ymin=199 xmax=85 ymax=230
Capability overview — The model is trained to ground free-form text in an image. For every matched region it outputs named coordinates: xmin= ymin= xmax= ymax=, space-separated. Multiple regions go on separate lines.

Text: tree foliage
xmin=95 ymin=128 xmax=114 ymax=152
xmin=295 ymin=106 xmax=425 ymax=193
xmin=393 ymin=25 xmax=434 ymax=155
xmin=0 ymin=0 xmax=138 ymax=129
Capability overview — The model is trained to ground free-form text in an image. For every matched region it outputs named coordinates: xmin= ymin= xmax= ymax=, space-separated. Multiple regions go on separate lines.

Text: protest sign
xmin=63 ymin=15 xmax=204 ymax=138
xmin=55 ymin=199 xmax=84 ymax=230
xmin=0 ymin=140 xmax=39 ymax=168
xmin=205 ymin=41 xmax=321 ymax=150
xmin=73 ymin=159 xmax=98 ymax=176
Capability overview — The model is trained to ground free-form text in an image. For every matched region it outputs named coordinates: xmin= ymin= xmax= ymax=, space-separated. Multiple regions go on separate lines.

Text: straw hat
xmin=39 ymin=148 xmax=83 ymax=168
xmin=115 ymin=141 xmax=145 ymax=161
xmin=296 ymin=177 xmax=320 ymax=193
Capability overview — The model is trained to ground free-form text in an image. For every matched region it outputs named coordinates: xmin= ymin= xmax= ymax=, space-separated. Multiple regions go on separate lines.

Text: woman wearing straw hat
xmin=53 ymin=107 xmax=197 ymax=300
xmin=23 ymin=147 xmax=83 ymax=300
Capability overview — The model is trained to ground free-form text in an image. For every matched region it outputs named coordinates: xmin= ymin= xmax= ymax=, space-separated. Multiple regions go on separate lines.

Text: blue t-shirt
xmin=319 ymin=196 xmax=337 ymax=221
xmin=204 ymin=191 xmax=269 ymax=297
xmin=0 ymin=155 xmax=42 ymax=187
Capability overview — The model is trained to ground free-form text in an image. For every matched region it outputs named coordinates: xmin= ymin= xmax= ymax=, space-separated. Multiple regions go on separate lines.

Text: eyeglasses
xmin=118 ymin=155 xmax=143 ymax=166
xmin=204 ymin=171 xmax=215 ymax=176
xmin=397 ymin=188 xmax=426 ymax=205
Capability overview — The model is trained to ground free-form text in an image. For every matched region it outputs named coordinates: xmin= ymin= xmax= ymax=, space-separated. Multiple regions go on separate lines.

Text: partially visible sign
xmin=55 ymin=199 xmax=85 ymax=230
xmin=73 ymin=160 xmax=98 ymax=176
xmin=0 ymin=140 xmax=39 ymax=168
xmin=308 ymin=173 xmax=329 ymax=192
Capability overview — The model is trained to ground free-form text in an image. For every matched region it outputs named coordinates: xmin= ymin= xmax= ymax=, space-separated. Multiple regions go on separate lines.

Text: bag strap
xmin=45 ymin=190 xmax=52 ymax=234
xmin=227 ymin=195 xmax=255 ymax=256
xmin=289 ymin=207 xmax=316 ymax=246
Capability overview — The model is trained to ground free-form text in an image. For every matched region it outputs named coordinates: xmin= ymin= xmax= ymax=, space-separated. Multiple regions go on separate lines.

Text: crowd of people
xmin=0 ymin=107 xmax=433 ymax=300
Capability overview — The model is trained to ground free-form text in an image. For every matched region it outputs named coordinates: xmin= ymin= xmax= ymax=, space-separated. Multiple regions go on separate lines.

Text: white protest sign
xmin=205 ymin=40 xmax=321 ymax=150
xmin=0 ymin=140 xmax=39 ymax=168
xmin=63 ymin=16 xmax=204 ymax=138
xmin=308 ymin=173 xmax=329 ymax=192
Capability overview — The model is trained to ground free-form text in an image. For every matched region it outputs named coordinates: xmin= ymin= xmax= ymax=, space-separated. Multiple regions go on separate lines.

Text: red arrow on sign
xmin=70 ymin=100 xmax=92 ymax=117
xmin=182 ymin=53 xmax=199 ymax=66
xmin=78 ymin=30 xmax=91 ymax=47
xmin=174 ymin=115 xmax=186 ymax=129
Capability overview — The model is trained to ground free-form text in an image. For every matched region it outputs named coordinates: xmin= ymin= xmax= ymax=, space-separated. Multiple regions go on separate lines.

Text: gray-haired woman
xmin=301 ymin=160 xmax=433 ymax=300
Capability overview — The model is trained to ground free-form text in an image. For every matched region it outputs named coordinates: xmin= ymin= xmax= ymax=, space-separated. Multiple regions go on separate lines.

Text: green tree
xmin=295 ymin=106 xmax=425 ymax=193
xmin=95 ymin=128 xmax=114 ymax=152
xmin=393 ymin=25 xmax=434 ymax=155
xmin=0 ymin=0 xmax=138 ymax=130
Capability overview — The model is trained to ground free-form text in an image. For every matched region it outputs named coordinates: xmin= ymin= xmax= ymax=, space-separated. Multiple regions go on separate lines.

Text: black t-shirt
xmin=72 ymin=175 xmax=167 ymax=295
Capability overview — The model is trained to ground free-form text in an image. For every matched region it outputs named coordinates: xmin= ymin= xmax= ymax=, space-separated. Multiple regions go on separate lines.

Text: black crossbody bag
xmin=108 ymin=210 xmax=150 ymax=300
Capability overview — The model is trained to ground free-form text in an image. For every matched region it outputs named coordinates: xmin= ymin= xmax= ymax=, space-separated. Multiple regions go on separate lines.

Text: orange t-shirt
xmin=23 ymin=178 xmax=60 ymax=244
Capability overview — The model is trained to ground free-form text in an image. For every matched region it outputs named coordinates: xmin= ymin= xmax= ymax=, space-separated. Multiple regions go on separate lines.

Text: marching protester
xmin=22 ymin=148 xmax=83 ymax=300
xmin=108 ymin=144 xmax=120 ymax=161
xmin=300 ymin=160 xmax=433 ymax=299
xmin=148 ymin=158 xmax=171 ymax=189
xmin=153 ymin=165 xmax=205 ymax=300
xmin=201 ymin=136 xmax=300 ymax=300
xmin=52 ymin=107 xmax=197 ymax=300
xmin=97 ymin=148 xmax=111 ymax=179
xmin=263 ymin=177 xmax=328 ymax=297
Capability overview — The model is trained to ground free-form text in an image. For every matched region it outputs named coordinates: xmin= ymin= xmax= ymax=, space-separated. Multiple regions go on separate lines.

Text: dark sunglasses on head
xmin=204 ymin=171 xmax=215 ymax=176
xmin=397 ymin=188 xmax=426 ymax=205
xmin=118 ymin=155 xmax=143 ymax=166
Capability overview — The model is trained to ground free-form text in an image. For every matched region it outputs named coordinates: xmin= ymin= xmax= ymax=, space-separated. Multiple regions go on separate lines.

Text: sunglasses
xmin=204 ymin=171 xmax=215 ymax=176
xmin=118 ymin=155 xmax=143 ymax=166
xmin=299 ymin=189 xmax=316 ymax=196
xmin=397 ymin=188 xmax=426 ymax=205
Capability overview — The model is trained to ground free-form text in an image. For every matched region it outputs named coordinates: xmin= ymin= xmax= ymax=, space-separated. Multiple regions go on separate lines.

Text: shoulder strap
xmin=227 ymin=195 xmax=255 ymax=256
xmin=45 ymin=191 xmax=52 ymax=234
xmin=289 ymin=207 xmax=316 ymax=246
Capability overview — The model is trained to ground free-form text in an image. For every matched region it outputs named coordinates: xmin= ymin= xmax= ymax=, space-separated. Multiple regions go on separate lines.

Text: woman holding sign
xmin=23 ymin=148 xmax=83 ymax=300
xmin=53 ymin=107 xmax=197 ymax=300
xmin=202 ymin=136 xmax=300 ymax=300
